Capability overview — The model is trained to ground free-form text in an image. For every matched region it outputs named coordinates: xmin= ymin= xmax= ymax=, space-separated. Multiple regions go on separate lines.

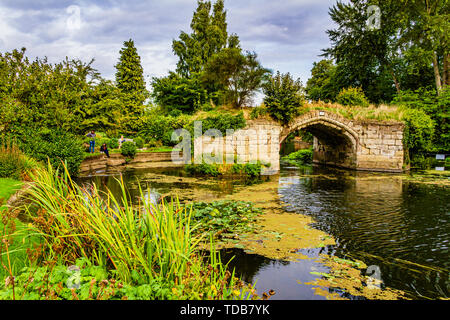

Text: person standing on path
xmin=86 ymin=130 xmax=96 ymax=153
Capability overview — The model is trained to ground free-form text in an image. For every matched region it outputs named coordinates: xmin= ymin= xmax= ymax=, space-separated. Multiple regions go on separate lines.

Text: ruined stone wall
xmin=193 ymin=111 xmax=406 ymax=174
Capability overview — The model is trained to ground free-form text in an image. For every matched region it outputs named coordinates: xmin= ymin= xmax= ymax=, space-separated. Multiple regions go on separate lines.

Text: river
xmin=78 ymin=163 xmax=449 ymax=300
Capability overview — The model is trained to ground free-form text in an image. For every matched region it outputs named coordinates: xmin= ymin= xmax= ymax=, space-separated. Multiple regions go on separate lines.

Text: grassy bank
xmin=0 ymin=164 xmax=259 ymax=300
xmin=0 ymin=178 xmax=23 ymax=205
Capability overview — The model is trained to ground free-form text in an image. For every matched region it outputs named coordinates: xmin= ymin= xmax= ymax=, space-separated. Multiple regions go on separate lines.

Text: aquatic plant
xmin=13 ymin=163 xmax=257 ymax=300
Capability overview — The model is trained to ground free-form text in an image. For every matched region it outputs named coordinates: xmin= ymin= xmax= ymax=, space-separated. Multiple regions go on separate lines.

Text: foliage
xmin=107 ymin=138 xmax=120 ymax=150
xmin=186 ymin=161 xmax=264 ymax=178
xmin=12 ymin=165 xmax=257 ymax=300
xmin=139 ymin=114 xmax=192 ymax=147
xmin=231 ymin=163 xmax=264 ymax=178
xmin=0 ymin=143 xmax=39 ymax=180
xmin=0 ymin=48 xmax=103 ymax=135
xmin=306 ymin=59 xmax=339 ymax=102
xmin=263 ymin=71 xmax=305 ymax=124
xmin=200 ymin=112 xmax=247 ymax=135
xmin=323 ymin=0 xmax=449 ymax=103
xmin=393 ymin=87 xmax=449 ymax=152
xmin=185 ymin=163 xmax=221 ymax=177
xmin=151 ymin=72 xmax=210 ymax=114
xmin=336 ymin=87 xmax=370 ymax=107
xmin=282 ymin=149 xmax=314 ymax=165
xmin=250 ymin=105 xmax=268 ymax=120
xmin=5 ymin=128 xmax=84 ymax=177
xmin=120 ymin=141 xmax=137 ymax=158
xmin=172 ymin=0 xmax=239 ymax=78
xmin=203 ymin=49 xmax=270 ymax=107
xmin=190 ymin=201 xmax=262 ymax=237
xmin=134 ymin=137 xmax=145 ymax=149
xmin=401 ymin=107 xmax=435 ymax=158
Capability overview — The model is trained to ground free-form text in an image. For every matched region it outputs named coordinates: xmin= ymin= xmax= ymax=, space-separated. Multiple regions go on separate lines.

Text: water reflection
xmin=279 ymin=165 xmax=450 ymax=299
xmin=78 ymin=164 xmax=450 ymax=299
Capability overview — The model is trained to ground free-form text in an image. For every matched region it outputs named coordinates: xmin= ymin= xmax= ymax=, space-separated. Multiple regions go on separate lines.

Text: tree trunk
xmin=432 ymin=51 xmax=442 ymax=94
xmin=443 ymin=53 xmax=450 ymax=87
xmin=390 ymin=69 xmax=401 ymax=94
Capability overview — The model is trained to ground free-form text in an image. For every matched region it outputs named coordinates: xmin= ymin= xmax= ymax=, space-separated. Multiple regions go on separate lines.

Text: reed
xmin=23 ymin=163 xmax=256 ymax=299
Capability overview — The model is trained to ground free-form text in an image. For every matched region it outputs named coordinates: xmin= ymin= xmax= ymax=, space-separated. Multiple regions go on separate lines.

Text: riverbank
xmin=79 ymin=151 xmax=184 ymax=175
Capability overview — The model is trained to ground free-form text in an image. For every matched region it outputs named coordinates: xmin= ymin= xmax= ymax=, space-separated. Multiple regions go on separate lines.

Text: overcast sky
xmin=0 ymin=0 xmax=337 ymax=92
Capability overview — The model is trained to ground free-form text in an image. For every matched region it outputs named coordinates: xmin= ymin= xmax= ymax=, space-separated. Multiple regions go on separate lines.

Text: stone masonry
xmin=194 ymin=110 xmax=406 ymax=174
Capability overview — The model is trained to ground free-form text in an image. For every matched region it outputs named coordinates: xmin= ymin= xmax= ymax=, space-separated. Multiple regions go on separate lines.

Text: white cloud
xmin=0 ymin=0 xmax=335 ymax=93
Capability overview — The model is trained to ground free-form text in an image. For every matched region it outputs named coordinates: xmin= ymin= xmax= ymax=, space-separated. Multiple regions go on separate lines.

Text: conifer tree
xmin=115 ymin=39 xmax=148 ymax=132
xmin=172 ymin=0 xmax=239 ymax=78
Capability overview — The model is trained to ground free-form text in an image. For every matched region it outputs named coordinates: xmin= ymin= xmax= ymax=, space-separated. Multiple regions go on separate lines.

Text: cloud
xmin=0 ymin=0 xmax=335 ymax=93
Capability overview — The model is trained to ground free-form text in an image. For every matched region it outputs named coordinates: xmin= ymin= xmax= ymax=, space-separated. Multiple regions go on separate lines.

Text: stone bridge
xmin=194 ymin=110 xmax=406 ymax=173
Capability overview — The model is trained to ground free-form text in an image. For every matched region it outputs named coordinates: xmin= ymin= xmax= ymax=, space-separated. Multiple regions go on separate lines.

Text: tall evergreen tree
xmin=115 ymin=39 xmax=148 ymax=132
xmin=172 ymin=0 xmax=239 ymax=78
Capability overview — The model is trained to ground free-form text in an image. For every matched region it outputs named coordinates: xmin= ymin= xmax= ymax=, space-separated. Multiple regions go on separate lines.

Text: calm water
xmin=79 ymin=164 xmax=450 ymax=300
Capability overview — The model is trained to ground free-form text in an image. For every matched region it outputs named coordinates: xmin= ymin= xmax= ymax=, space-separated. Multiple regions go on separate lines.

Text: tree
xmin=323 ymin=1 xmax=404 ymax=103
xmin=306 ymin=59 xmax=339 ymax=102
xmin=263 ymin=71 xmax=305 ymax=124
xmin=151 ymin=72 xmax=210 ymax=114
xmin=115 ymin=39 xmax=149 ymax=131
xmin=172 ymin=0 xmax=240 ymax=78
xmin=398 ymin=0 xmax=450 ymax=94
xmin=203 ymin=48 xmax=270 ymax=107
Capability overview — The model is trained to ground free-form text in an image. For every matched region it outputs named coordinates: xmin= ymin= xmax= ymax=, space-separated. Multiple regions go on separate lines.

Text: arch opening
xmin=281 ymin=119 xmax=359 ymax=170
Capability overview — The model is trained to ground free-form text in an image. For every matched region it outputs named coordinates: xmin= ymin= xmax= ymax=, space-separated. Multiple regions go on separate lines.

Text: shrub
xmin=282 ymin=148 xmax=313 ymax=165
xmin=107 ymin=138 xmax=120 ymax=150
xmin=231 ymin=163 xmax=263 ymax=178
xmin=401 ymin=107 xmax=435 ymax=160
xmin=250 ymin=105 xmax=268 ymax=120
xmin=121 ymin=141 xmax=137 ymax=158
xmin=134 ymin=137 xmax=145 ymax=149
xmin=393 ymin=88 xmax=449 ymax=152
xmin=200 ymin=112 xmax=247 ymax=135
xmin=185 ymin=163 xmax=220 ymax=177
xmin=10 ymin=128 xmax=84 ymax=177
xmin=336 ymin=87 xmax=370 ymax=107
xmin=263 ymin=72 xmax=305 ymax=124
xmin=0 ymin=143 xmax=33 ymax=180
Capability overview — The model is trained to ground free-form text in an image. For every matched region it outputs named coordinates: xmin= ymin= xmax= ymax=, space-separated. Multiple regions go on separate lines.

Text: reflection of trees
xmin=280 ymin=167 xmax=450 ymax=298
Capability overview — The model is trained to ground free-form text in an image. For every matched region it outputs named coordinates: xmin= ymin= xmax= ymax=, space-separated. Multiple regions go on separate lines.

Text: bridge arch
xmin=280 ymin=111 xmax=362 ymax=169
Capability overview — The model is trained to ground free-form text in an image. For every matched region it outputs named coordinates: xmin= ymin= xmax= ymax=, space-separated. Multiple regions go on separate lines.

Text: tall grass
xmin=0 ymin=142 xmax=40 ymax=180
xmin=23 ymin=163 xmax=256 ymax=299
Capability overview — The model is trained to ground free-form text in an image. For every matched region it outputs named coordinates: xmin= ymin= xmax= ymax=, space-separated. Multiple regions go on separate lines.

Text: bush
xmin=139 ymin=115 xmax=191 ymax=146
xmin=232 ymin=163 xmax=263 ymax=178
xmin=401 ymin=107 xmax=435 ymax=159
xmin=134 ymin=137 xmax=145 ymax=149
xmin=200 ymin=112 xmax=247 ymax=135
xmin=185 ymin=163 xmax=220 ymax=177
xmin=121 ymin=141 xmax=137 ymax=158
xmin=263 ymin=72 xmax=305 ymax=124
xmin=108 ymin=138 xmax=120 ymax=150
xmin=336 ymin=87 xmax=369 ymax=107
xmin=393 ymin=88 xmax=449 ymax=152
xmin=282 ymin=148 xmax=313 ymax=165
xmin=0 ymin=143 xmax=37 ymax=180
xmin=8 ymin=128 xmax=84 ymax=177
xmin=250 ymin=105 xmax=268 ymax=120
